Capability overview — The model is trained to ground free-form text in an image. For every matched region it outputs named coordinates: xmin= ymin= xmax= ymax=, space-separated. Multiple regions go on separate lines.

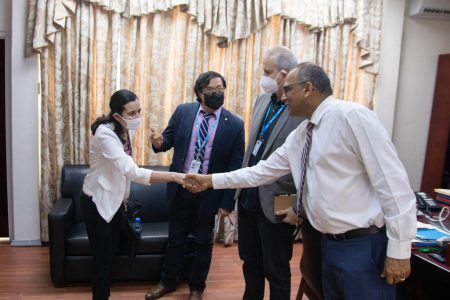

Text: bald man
xmin=235 ymin=46 xmax=304 ymax=300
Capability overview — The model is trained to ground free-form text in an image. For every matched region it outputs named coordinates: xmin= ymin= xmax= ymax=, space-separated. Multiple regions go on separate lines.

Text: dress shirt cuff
xmin=386 ymin=239 xmax=412 ymax=259
xmin=212 ymin=173 xmax=227 ymax=189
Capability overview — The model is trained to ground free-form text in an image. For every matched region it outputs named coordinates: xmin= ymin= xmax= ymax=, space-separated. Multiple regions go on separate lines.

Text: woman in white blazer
xmin=81 ymin=89 xmax=185 ymax=300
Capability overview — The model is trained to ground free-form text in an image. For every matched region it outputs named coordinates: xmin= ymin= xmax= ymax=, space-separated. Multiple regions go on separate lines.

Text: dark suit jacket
xmin=153 ymin=102 xmax=245 ymax=216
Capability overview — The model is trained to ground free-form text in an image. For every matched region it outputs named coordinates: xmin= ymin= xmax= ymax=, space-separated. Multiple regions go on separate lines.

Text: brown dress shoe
xmin=188 ymin=291 xmax=203 ymax=300
xmin=144 ymin=284 xmax=175 ymax=300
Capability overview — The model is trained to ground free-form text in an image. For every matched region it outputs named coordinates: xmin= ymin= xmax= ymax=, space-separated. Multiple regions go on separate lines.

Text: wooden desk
xmin=399 ymin=215 xmax=450 ymax=300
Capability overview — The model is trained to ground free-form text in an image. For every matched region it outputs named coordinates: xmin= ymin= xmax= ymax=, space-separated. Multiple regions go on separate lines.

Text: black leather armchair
xmin=48 ymin=164 xmax=194 ymax=287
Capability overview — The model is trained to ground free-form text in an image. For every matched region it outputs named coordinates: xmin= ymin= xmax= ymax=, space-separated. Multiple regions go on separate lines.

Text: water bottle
xmin=134 ymin=217 xmax=143 ymax=237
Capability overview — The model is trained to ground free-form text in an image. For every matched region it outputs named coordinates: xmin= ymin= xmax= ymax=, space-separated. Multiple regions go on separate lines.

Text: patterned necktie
xmin=194 ymin=112 xmax=214 ymax=173
xmin=293 ymin=121 xmax=315 ymax=236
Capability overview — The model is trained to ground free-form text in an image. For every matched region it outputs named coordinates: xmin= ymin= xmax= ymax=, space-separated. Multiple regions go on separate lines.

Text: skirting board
xmin=10 ymin=239 xmax=42 ymax=246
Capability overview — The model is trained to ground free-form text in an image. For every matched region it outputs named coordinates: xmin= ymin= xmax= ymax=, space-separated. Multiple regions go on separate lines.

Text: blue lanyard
xmin=259 ymin=102 xmax=286 ymax=139
xmin=195 ymin=111 xmax=218 ymax=155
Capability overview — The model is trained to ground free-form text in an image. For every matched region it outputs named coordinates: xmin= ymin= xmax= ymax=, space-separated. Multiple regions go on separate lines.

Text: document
xmin=274 ymin=194 xmax=295 ymax=221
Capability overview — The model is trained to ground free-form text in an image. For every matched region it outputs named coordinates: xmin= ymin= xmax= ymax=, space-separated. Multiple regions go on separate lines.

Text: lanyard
xmin=195 ymin=111 xmax=218 ymax=155
xmin=259 ymin=102 xmax=286 ymax=138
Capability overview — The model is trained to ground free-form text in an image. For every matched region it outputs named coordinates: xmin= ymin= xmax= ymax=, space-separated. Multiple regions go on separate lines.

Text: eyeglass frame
xmin=202 ymin=87 xmax=226 ymax=95
xmin=283 ymin=81 xmax=310 ymax=94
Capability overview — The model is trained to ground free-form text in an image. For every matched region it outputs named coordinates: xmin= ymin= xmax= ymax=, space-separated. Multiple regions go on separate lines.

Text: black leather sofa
xmin=48 ymin=164 xmax=194 ymax=287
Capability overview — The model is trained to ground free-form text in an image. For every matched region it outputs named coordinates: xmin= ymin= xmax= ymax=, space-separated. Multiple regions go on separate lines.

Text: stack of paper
xmin=413 ymin=221 xmax=450 ymax=247
xmin=434 ymin=189 xmax=450 ymax=208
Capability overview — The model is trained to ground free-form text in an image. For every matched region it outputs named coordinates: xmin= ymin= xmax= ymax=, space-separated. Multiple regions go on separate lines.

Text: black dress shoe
xmin=188 ymin=291 xmax=203 ymax=300
xmin=145 ymin=284 xmax=175 ymax=300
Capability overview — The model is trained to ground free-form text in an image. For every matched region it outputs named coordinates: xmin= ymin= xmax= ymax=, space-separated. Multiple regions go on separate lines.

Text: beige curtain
xmin=38 ymin=4 xmax=120 ymax=241
xmin=28 ymin=0 xmax=383 ymax=241
xmin=27 ymin=0 xmax=382 ymax=66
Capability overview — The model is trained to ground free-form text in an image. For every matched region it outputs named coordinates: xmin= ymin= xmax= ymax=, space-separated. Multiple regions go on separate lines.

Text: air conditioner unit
xmin=408 ymin=0 xmax=450 ymax=19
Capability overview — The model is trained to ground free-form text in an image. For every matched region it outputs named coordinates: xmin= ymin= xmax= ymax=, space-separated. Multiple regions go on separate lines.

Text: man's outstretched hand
xmin=184 ymin=173 xmax=213 ymax=193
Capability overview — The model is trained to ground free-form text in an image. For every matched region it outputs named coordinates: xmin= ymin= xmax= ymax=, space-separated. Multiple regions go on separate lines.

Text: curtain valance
xmin=27 ymin=0 xmax=382 ymax=72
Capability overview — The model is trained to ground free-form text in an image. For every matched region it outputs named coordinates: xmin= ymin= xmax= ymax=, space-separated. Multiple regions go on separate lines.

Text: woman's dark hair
xmin=91 ymin=89 xmax=138 ymax=143
xmin=194 ymin=71 xmax=227 ymax=102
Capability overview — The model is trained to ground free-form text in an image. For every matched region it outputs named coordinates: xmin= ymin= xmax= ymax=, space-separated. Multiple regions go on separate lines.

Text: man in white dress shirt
xmin=186 ymin=62 xmax=417 ymax=299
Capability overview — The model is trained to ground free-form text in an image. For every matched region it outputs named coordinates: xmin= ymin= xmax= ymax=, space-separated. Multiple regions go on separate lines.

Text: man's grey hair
xmin=265 ymin=46 xmax=298 ymax=72
xmin=294 ymin=62 xmax=333 ymax=95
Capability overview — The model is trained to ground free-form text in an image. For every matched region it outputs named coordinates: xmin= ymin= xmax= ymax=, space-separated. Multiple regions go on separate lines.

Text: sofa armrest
xmin=48 ymin=197 xmax=74 ymax=286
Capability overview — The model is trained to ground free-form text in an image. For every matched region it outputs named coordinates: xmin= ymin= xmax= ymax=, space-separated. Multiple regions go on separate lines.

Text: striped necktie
xmin=194 ymin=112 xmax=214 ymax=173
xmin=293 ymin=121 xmax=315 ymax=236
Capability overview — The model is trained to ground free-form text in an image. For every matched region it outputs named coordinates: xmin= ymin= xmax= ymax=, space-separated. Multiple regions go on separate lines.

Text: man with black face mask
xmin=145 ymin=71 xmax=244 ymax=300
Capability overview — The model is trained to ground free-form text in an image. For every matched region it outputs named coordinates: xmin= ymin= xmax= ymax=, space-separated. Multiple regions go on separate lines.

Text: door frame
xmin=0 ymin=31 xmax=13 ymax=239
xmin=421 ymin=54 xmax=450 ymax=196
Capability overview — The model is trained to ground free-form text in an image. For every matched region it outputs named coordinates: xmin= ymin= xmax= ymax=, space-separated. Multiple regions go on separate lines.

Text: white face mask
xmin=259 ymin=73 xmax=280 ymax=94
xmin=118 ymin=115 xmax=142 ymax=130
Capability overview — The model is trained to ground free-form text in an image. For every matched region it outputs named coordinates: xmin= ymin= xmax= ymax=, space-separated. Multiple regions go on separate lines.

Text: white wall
xmin=393 ymin=16 xmax=450 ymax=190
xmin=376 ymin=0 xmax=450 ymax=190
xmin=4 ymin=0 xmax=41 ymax=245
xmin=374 ymin=0 xmax=406 ymax=137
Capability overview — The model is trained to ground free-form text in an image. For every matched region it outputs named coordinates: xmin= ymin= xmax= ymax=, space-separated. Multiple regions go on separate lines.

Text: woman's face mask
xmin=115 ymin=114 xmax=142 ymax=130
xmin=123 ymin=116 xmax=142 ymax=130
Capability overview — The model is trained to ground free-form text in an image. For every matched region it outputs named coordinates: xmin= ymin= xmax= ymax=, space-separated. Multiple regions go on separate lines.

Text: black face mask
xmin=204 ymin=92 xmax=224 ymax=110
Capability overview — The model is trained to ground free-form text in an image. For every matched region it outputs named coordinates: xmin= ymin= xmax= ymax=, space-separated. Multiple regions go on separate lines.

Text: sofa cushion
xmin=66 ymin=221 xmax=195 ymax=256
xmin=136 ymin=222 xmax=169 ymax=254
xmin=130 ymin=178 xmax=169 ymax=222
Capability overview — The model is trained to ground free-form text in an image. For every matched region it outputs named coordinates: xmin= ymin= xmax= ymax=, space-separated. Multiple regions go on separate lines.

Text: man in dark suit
xmin=145 ymin=71 xmax=245 ymax=300
xmin=236 ymin=46 xmax=315 ymax=300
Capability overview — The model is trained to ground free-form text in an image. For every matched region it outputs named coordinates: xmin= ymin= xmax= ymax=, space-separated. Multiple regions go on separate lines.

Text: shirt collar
xmin=270 ymin=93 xmax=283 ymax=106
xmin=199 ymin=105 xmax=222 ymax=118
xmin=310 ymin=95 xmax=335 ymax=126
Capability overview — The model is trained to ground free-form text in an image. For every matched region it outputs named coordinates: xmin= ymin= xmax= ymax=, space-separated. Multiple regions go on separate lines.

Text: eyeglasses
xmin=283 ymin=81 xmax=309 ymax=94
xmin=203 ymin=87 xmax=226 ymax=94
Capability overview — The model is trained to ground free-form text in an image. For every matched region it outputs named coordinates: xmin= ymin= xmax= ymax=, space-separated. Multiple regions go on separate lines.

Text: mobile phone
xmin=429 ymin=253 xmax=446 ymax=264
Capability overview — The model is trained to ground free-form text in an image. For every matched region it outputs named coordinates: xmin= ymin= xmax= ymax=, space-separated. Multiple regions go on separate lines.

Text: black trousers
xmin=160 ymin=187 xmax=216 ymax=292
xmin=238 ymin=203 xmax=295 ymax=300
xmin=81 ymin=193 xmax=122 ymax=300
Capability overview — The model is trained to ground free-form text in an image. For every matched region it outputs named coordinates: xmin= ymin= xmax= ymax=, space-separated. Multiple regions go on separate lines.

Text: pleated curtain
xmin=27 ymin=0 xmax=383 ymax=241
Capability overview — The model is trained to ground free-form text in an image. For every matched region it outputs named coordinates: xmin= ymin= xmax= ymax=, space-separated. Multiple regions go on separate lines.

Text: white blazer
xmin=83 ymin=123 xmax=152 ymax=222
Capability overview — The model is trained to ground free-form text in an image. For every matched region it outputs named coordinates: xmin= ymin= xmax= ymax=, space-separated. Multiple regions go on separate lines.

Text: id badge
xmin=252 ymin=139 xmax=263 ymax=156
xmin=188 ymin=159 xmax=201 ymax=174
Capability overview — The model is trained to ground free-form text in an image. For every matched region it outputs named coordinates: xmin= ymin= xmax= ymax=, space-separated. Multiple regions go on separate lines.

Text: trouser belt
xmin=325 ymin=225 xmax=386 ymax=241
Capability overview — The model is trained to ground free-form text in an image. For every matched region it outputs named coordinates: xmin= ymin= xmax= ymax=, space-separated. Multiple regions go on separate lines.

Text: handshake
xmin=174 ymin=173 xmax=214 ymax=193
xmin=172 ymin=172 xmax=300 ymax=225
